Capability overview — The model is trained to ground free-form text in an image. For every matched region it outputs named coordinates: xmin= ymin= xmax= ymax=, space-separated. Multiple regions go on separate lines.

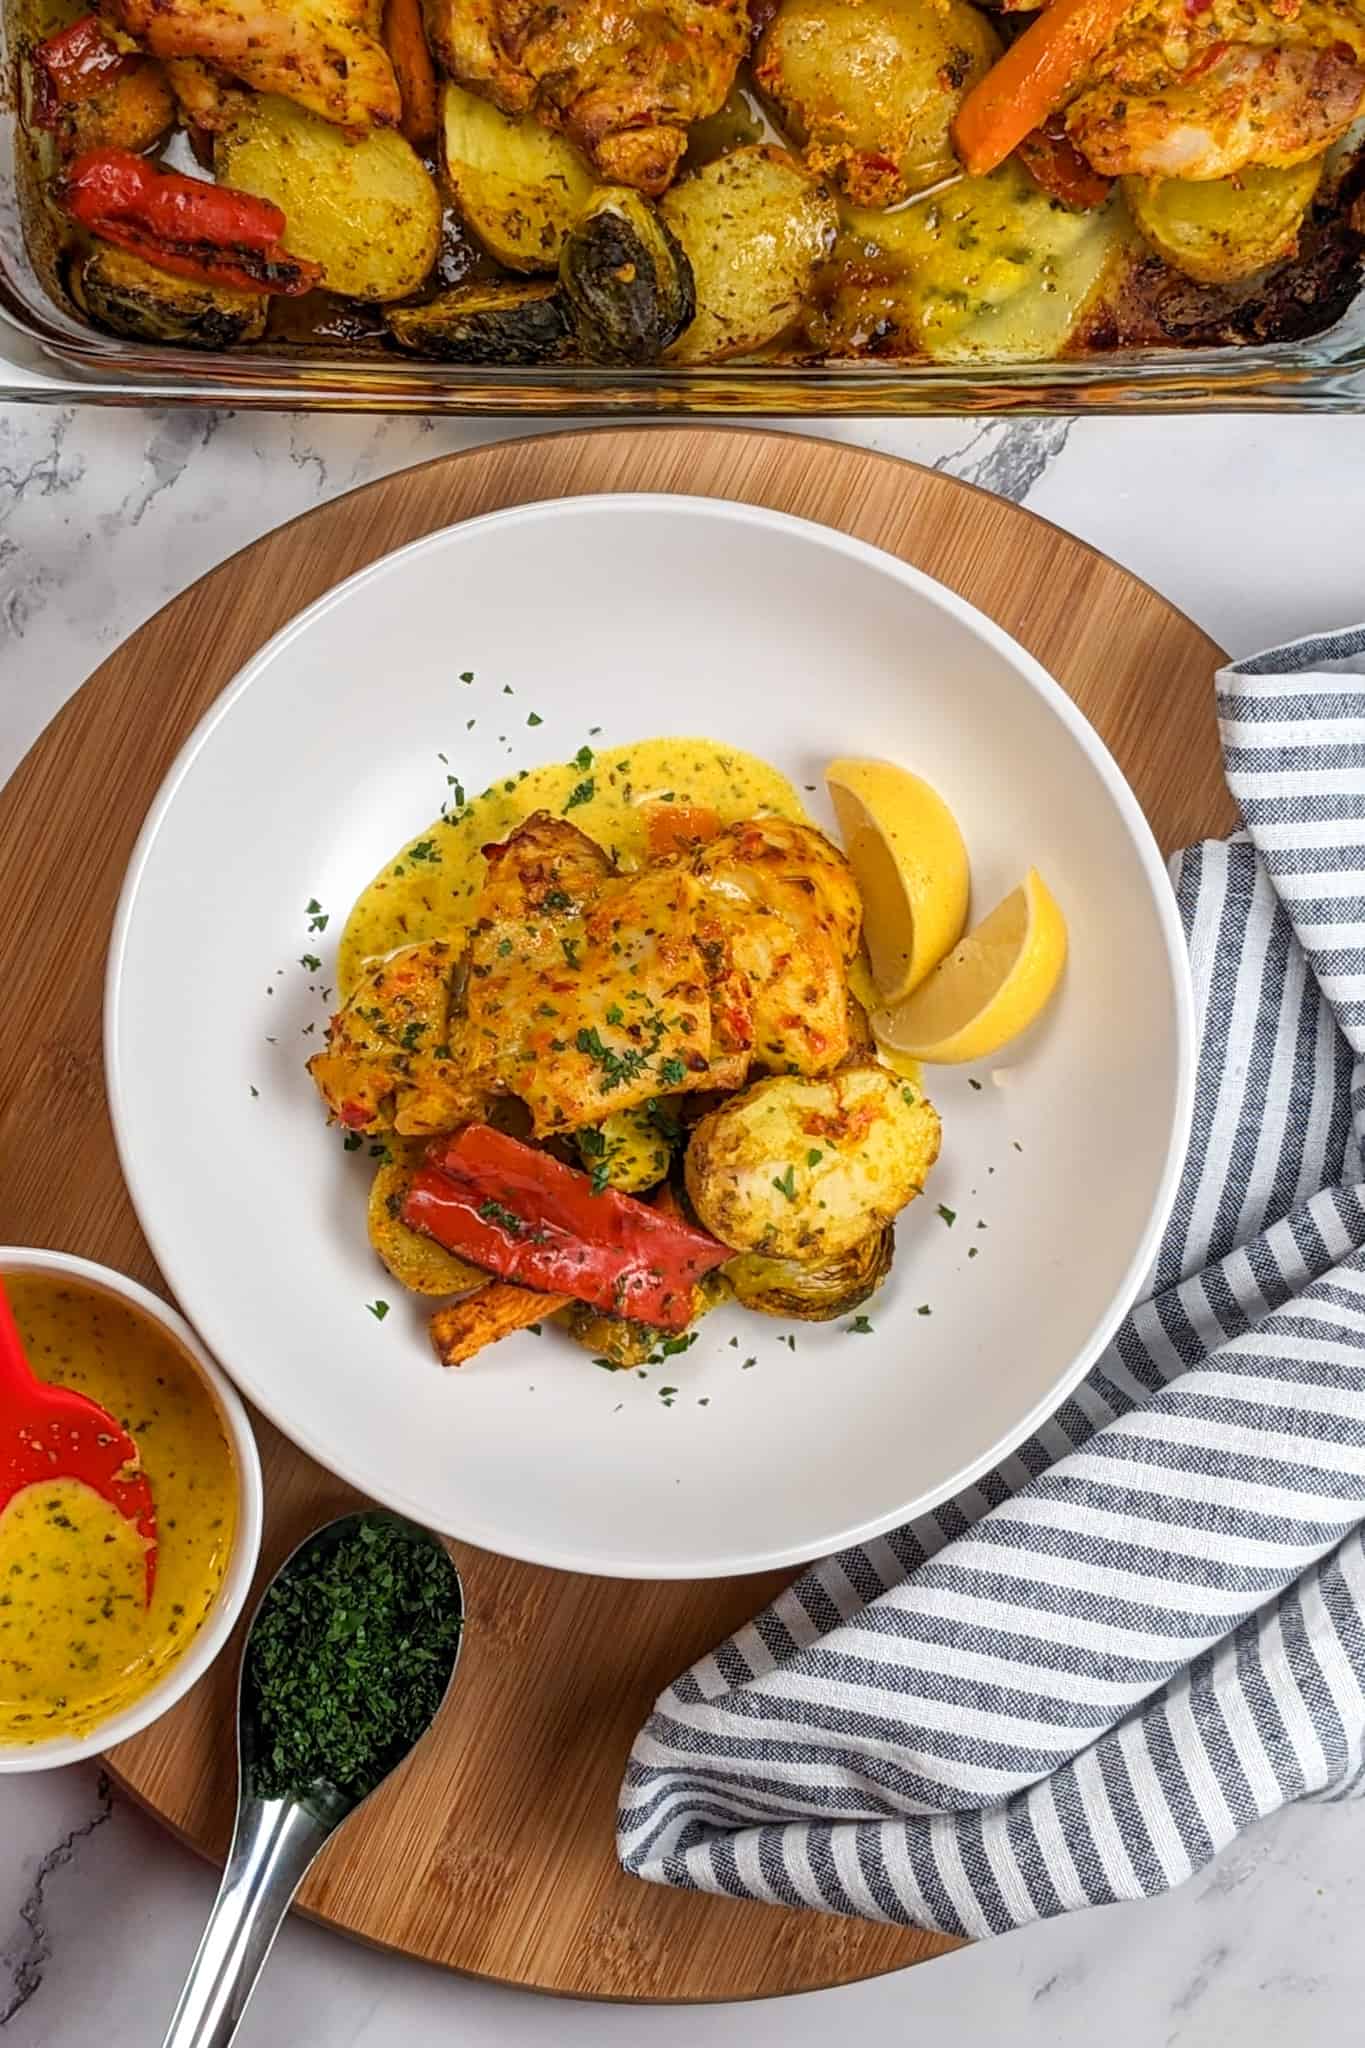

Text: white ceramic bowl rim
xmin=0 ymin=1247 xmax=263 ymax=1771
xmin=104 ymin=494 xmax=1196 ymax=1578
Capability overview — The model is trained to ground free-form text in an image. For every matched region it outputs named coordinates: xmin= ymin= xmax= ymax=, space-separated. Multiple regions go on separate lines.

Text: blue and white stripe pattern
xmin=617 ymin=627 xmax=1365 ymax=1936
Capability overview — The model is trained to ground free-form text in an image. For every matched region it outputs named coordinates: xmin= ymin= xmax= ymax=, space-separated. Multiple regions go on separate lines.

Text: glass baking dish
xmin=4 ymin=0 xmax=1364 ymax=414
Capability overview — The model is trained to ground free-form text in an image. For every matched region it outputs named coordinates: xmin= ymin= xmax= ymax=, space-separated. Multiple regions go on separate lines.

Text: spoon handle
xmin=161 ymin=1796 xmax=331 ymax=2048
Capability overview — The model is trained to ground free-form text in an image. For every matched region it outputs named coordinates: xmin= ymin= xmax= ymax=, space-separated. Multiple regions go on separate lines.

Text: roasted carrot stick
xmin=383 ymin=0 xmax=439 ymax=150
xmin=429 ymin=1284 xmax=570 ymax=1367
xmin=951 ymin=0 xmax=1134 ymax=179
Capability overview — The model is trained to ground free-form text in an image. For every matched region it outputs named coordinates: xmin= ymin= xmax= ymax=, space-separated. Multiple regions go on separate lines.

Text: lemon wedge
xmin=872 ymin=868 xmax=1067 ymax=1064
xmin=826 ymin=758 xmax=969 ymax=1003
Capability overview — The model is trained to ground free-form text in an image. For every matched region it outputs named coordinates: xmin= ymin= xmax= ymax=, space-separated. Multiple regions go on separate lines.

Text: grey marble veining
xmin=2 ymin=407 xmax=1364 ymax=2048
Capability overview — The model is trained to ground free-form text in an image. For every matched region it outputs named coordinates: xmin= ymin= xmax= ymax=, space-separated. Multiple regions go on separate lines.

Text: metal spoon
xmin=161 ymin=1509 xmax=464 ymax=2048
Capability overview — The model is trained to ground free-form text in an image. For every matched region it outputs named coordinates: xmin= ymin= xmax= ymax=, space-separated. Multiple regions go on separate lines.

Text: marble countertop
xmin=3 ymin=406 xmax=1364 ymax=2047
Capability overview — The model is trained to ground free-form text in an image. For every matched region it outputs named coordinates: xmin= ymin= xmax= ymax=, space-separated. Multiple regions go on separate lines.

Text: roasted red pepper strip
xmin=30 ymin=14 xmax=139 ymax=126
xmin=60 ymin=149 xmax=322 ymax=294
xmin=403 ymin=1125 xmax=730 ymax=1331
xmin=1016 ymin=123 xmax=1113 ymax=211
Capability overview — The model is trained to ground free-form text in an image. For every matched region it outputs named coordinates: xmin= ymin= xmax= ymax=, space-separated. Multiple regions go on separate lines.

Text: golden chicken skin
xmin=107 ymin=0 xmax=402 ymax=130
xmin=424 ymin=0 xmax=749 ymax=190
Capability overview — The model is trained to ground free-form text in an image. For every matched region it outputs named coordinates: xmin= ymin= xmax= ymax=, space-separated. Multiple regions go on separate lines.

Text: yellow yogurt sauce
xmin=0 ymin=1277 xmax=237 ymax=1745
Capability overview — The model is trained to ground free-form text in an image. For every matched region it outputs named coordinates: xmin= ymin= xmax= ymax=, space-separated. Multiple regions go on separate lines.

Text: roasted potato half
xmin=685 ymin=1065 xmax=939 ymax=1260
xmin=726 ymin=1224 xmax=893 ymax=1321
xmin=560 ymin=187 xmax=696 ymax=361
xmin=1123 ymin=161 xmax=1324 ymax=286
xmin=215 ymin=94 xmax=440 ymax=301
xmin=367 ymin=1149 xmax=490 ymax=1298
xmin=442 ymin=80 xmax=594 ymax=273
xmin=660 ymin=145 xmax=837 ymax=363
xmin=812 ymin=157 xmax=1122 ymax=362
xmin=71 ymin=243 xmax=267 ymax=348
xmin=386 ymin=279 xmax=574 ymax=362
xmin=755 ymin=0 xmax=1000 ymax=207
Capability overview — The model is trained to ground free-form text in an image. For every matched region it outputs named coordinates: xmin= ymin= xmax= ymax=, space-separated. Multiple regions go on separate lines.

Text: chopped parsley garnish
xmin=408 ymin=840 xmax=440 ymax=864
xmin=847 ymin=1314 xmax=874 ymax=1335
xmin=249 ymin=1084 xmax=259 ymax=1098
xmin=901 ymin=1086 xmax=917 ymax=1106
xmin=806 ymin=1148 xmax=823 ymax=1167
xmin=917 ymin=1303 xmax=933 ymax=1316
xmin=576 ymin=1026 xmax=648 ymax=1090
xmin=497 ymin=937 xmax=514 ymax=957
xmin=563 ymin=778 xmax=595 ymax=811
xmin=527 ymin=712 xmax=543 ymax=727
xmin=300 ymin=953 xmax=321 ymax=972
xmin=306 ymin=899 xmax=330 ymax=933
xmin=460 ymin=670 xmax=474 ymax=683
xmin=605 ymin=1003 xmax=624 ymax=1026
xmin=968 ymin=1078 xmax=983 ymax=1091
xmin=399 ymin=1020 xmax=428 ymax=1051
xmin=741 ymin=1356 xmax=756 ymax=1370
xmin=937 ymin=1204 xmax=957 ymax=1227
xmin=772 ymin=1166 xmax=798 ymax=1202
xmin=343 ymin=1132 xmax=363 ymax=1152
xmin=366 ymin=1299 xmax=390 ymax=1321
xmin=245 ymin=1517 xmax=461 ymax=1803
xmin=659 ymin=1331 xmax=698 ymax=1357
xmin=560 ymin=936 xmax=581 ymax=969
xmin=542 ymin=889 xmax=571 ymax=911
xmin=573 ymin=744 xmax=594 ymax=771
xmin=657 ymin=1056 xmax=687 ymax=1087
xmin=477 ymin=1198 xmax=524 ymax=1237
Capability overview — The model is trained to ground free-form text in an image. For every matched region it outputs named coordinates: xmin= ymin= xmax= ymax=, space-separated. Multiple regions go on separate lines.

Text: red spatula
xmin=0 ymin=1277 xmax=157 ymax=1603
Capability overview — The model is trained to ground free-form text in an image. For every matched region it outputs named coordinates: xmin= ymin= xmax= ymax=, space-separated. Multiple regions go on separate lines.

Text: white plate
xmin=108 ymin=495 xmax=1193 ymax=1579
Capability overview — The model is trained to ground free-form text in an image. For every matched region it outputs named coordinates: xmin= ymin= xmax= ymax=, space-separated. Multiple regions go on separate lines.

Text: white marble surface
xmin=2 ymin=407 xmax=1364 ymax=2046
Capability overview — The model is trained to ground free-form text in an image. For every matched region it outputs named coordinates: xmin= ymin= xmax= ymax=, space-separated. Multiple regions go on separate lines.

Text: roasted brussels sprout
xmin=726 ymin=1224 xmax=894 ymax=1321
xmin=755 ymin=0 xmax=1000 ymax=207
xmin=386 ymin=280 xmax=575 ymax=363
xmin=215 ymin=93 xmax=440 ymax=302
xmin=576 ymin=1105 xmax=674 ymax=1192
xmin=1123 ymin=161 xmax=1324 ymax=286
xmin=685 ymin=1063 xmax=940 ymax=1260
xmin=367 ymin=1150 xmax=490 ymax=1298
xmin=565 ymin=1269 xmax=727 ymax=1365
xmin=559 ymin=187 xmax=696 ymax=363
xmin=70 ymin=243 xmax=268 ymax=349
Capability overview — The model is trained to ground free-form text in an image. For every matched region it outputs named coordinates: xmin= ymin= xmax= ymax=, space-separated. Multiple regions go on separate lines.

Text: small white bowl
xmin=0 ymin=1247 xmax=263 ymax=1773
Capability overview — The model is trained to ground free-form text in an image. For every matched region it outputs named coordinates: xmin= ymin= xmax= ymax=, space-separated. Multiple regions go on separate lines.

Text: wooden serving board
xmin=0 ymin=428 xmax=1235 ymax=2003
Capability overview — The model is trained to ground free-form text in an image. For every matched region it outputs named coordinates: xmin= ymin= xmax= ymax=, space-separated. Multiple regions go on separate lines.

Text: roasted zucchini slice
xmin=659 ymin=145 xmax=837 ymax=363
xmin=386 ymin=279 xmax=574 ymax=362
xmin=575 ymin=1105 xmax=674 ymax=1192
xmin=215 ymin=94 xmax=440 ymax=301
xmin=559 ymin=187 xmax=695 ymax=362
xmin=726 ymin=1224 xmax=894 ymax=1321
xmin=1123 ymin=160 xmax=1324 ymax=285
xmin=755 ymin=0 xmax=1000 ymax=206
xmin=70 ymin=243 xmax=268 ymax=348
xmin=441 ymin=80 xmax=595 ymax=273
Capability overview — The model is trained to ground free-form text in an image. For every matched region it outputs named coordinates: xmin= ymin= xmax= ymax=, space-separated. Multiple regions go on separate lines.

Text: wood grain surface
xmin=0 ymin=428 xmax=1235 ymax=2003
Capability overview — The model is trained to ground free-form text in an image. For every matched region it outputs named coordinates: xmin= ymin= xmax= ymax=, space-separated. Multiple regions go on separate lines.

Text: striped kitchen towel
xmin=617 ymin=625 xmax=1365 ymax=1936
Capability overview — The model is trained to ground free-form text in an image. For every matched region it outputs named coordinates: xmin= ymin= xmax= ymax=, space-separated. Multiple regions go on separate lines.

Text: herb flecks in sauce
xmin=0 ymin=1277 xmax=237 ymax=1745
xmin=245 ymin=1519 xmax=461 ymax=1803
